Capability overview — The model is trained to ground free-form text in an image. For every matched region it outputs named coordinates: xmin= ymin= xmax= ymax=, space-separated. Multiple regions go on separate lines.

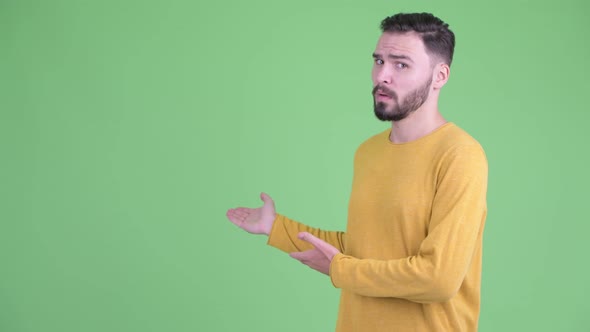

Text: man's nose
xmin=375 ymin=67 xmax=393 ymax=85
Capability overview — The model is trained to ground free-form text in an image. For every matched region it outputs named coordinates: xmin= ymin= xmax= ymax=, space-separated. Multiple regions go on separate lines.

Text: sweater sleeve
xmin=267 ymin=214 xmax=346 ymax=253
xmin=329 ymin=143 xmax=488 ymax=303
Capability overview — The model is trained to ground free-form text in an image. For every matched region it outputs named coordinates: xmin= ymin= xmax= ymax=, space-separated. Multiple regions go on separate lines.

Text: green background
xmin=2 ymin=0 xmax=588 ymax=331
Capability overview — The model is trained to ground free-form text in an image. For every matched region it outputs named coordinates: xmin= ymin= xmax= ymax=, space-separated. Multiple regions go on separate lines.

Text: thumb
xmin=297 ymin=232 xmax=333 ymax=256
xmin=297 ymin=232 xmax=338 ymax=258
xmin=260 ymin=192 xmax=275 ymax=207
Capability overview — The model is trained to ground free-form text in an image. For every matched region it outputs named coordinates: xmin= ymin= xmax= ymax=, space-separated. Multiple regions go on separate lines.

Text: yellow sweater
xmin=268 ymin=123 xmax=488 ymax=332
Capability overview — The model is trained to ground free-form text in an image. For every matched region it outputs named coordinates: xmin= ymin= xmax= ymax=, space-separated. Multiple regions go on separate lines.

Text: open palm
xmin=226 ymin=192 xmax=276 ymax=235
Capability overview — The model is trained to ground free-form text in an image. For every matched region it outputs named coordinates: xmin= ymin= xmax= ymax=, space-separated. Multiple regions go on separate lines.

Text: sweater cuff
xmin=266 ymin=213 xmax=291 ymax=252
xmin=330 ymin=253 xmax=353 ymax=289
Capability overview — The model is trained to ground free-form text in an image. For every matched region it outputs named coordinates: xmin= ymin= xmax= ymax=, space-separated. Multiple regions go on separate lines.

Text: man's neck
xmin=389 ymin=108 xmax=448 ymax=144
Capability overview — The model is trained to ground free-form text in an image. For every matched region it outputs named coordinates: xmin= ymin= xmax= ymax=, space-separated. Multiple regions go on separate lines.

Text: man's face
xmin=372 ymin=32 xmax=435 ymax=122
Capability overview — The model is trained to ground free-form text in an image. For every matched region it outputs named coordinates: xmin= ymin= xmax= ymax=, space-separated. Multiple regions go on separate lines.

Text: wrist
xmin=264 ymin=213 xmax=278 ymax=236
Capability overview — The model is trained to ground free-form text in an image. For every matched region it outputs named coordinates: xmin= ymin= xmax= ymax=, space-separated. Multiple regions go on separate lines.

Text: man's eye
xmin=396 ymin=63 xmax=408 ymax=69
xmin=375 ymin=59 xmax=384 ymax=65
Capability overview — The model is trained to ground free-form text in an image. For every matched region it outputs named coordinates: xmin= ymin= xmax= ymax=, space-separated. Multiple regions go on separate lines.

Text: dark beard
xmin=373 ymin=77 xmax=433 ymax=122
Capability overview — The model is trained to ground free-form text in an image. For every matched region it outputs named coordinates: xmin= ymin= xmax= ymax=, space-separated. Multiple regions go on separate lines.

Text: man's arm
xmin=226 ymin=193 xmax=346 ymax=253
xmin=329 ymin=143 xmax=487 ymax=303
xmin=267 ymin=213 xmax=346 ymax=253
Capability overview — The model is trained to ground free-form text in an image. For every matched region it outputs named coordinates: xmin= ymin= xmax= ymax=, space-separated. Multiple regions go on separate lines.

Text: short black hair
xmin=380 ymin=13 xmax=455 ymax=66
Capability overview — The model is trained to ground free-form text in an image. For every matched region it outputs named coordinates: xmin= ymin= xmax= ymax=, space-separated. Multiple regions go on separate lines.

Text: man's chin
xmin=373 ymin=105 xmax=394 ymax=122
xmin=374 ymin=106 xmax=410 ymax=122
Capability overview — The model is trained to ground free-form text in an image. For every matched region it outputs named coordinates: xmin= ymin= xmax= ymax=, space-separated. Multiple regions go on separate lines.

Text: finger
xmin=234 ymin=207 xmax=251 ymax=214
xmin=226 ymin=210 xmax=245 ymax=226
xmin=289 ymin=250 xmax=330 ymax=275
xmin=289 ymin=249 xmax=316 ymax=262
xmin=289 ymin=251 xmax=306 ymax=261
xmin=298 ymin=232 xmax=339 ymax=257
xmin=289 ymin=252 xmax=303 ymax=261
xmin=297 ymin=232 xmax=325 ymax=248
xmin=226 ymin=209 xmax=244 ymax=220
xmin=260 ymin=192 xmax=275 ymax=206
xmin=232 ymin=208 xmax=250 ymax=219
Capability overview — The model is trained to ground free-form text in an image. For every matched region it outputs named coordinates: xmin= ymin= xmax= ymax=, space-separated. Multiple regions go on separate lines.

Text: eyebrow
xmin=372 ymin=53 xmax=414 ymax=63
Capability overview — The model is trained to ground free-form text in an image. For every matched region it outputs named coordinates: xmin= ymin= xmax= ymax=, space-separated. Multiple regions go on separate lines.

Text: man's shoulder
xmin=440 ymin=122 xmax=482 ymax=143
xmin=438 ymin=123 xmax=486 ymax=155
xmin=435 ymin=124 xmax=488 ymax=170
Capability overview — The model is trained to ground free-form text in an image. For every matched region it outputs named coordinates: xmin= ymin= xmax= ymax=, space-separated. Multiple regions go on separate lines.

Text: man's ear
xmin=432 ymin=63 xmax=450 ymax=90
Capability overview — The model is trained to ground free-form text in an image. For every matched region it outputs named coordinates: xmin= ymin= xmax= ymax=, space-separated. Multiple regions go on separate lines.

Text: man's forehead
xmin=374 ymin=31 xmax=426 ymax=56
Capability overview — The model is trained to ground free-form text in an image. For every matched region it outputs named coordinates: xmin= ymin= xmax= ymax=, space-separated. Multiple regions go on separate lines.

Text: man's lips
xmin=375 ymin=91 xmax=393 ymax=101
xmin=373 ymin=86 xmax=396 ymax=102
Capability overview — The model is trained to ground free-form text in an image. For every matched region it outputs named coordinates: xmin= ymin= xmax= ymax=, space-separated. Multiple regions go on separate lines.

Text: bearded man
xmin=227 ymin=12 xmax=488 ymax=332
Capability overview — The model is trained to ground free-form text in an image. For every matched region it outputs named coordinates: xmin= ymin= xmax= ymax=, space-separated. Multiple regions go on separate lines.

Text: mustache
xmin=372 ymin=85 xmax=397 ymax=100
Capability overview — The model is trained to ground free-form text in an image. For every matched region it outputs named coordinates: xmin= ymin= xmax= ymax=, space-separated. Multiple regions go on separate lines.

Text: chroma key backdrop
xmin=2 ymin=0 xmax=589 ymax=331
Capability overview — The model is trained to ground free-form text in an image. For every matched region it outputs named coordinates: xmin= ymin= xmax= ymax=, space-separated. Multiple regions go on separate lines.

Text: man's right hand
xmin=226 ymin=192 xmax=276 ymax=236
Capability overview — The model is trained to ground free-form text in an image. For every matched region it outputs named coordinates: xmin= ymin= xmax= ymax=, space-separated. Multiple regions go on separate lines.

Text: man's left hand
xmin=289 ymin=232 xmax=341 ymax=275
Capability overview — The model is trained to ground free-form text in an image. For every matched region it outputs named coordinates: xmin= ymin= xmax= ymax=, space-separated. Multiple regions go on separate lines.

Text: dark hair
xmin=380 ymin=13 xmax=455 ymax=66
